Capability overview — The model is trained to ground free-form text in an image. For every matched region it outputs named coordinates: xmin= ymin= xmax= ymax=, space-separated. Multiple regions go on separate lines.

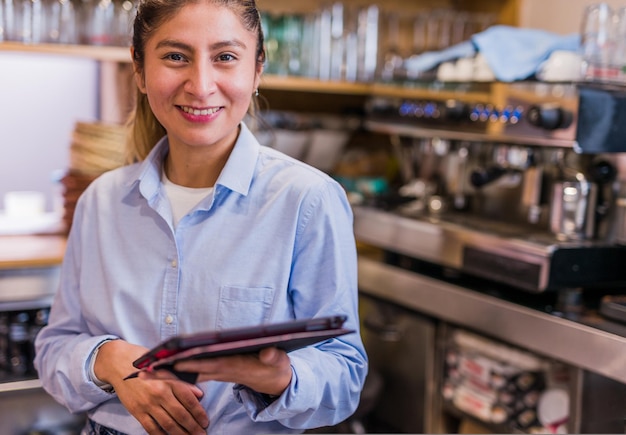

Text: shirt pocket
xmin=216 ymin=285 xmax=275 ymax=329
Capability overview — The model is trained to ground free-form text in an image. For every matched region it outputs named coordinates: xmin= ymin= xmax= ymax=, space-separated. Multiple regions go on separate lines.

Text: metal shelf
xmin=357 ymin=255 xmax=626 ymax=385
xmin=0 ymin=296 xmax=53 ymax=312
xmin=0 ymin=378 xmax=42 ymax=394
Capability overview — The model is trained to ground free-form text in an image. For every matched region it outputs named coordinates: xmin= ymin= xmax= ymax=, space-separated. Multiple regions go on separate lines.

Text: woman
xmin=34 ymin=0 xmax=367 ymax=434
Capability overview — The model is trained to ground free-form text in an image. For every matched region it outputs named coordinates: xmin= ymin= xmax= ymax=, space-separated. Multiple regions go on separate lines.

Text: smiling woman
xmin=33 ymin=1 xmax=368 ymax=434
xmin=130 ymin=2 xmax=263 ymax=189
xmin=127 ymin=0 xmax=267 ymax=167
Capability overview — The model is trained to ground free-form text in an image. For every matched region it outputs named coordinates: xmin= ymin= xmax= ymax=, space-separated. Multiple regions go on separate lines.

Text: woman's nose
xmin=184 ymin=63 xmax=216 ymax=96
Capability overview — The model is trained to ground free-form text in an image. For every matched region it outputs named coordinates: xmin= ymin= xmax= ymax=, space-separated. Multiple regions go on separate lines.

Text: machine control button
xmin=470 ymin=166 xmax=508 ymax=188
xmin=527 ymin=104 xmax=572 ymax=130
xmin=444 ymin=100 xmax=468 ymax=121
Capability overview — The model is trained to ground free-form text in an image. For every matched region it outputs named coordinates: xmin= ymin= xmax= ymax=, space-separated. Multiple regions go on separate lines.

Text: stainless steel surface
xmin=354 ymin=204 xmax=557 ymax=262
xmin=354 ymin=205 xmax=626 ymax=292
xmin=0 ymin=295 xmax=53 ymax=312
xmin=614 ymin=197 xmax=626 ymax=245
xmin=0 ymin=382 xmax=85 ymax=434
xmin=366 ymin=82 xmax=580 ymax=149
xmin=578 ymin=370 xmax=626 ymax=433
xmin=550 ymin=180 xmax=598 ymax=241
xmin=357 ymin=255 xmax=626 ymax=385
xmin=0 ymin=378 xmax=42 ymax=394
xmin=354 ymin=205 xmax=555 ymax=291
xmin=355 ymin=80 xmax=626 ymax=432
xmin=0 ymin=266 xmax=60 ymax=302
xmin=366 ymin=119 xmax=577 ymax=148
xmin=359 ymin=293 xmax=436 ymax=433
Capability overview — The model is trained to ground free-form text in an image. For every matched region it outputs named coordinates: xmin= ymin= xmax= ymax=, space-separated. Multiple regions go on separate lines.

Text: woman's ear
xmin=130 ymin=47 xmax=147 ymax=94
xmin=253 ymin=63 xmax=264 ymax=94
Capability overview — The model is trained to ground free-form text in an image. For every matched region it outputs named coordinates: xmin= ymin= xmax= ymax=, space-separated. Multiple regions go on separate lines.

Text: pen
xmin=123 ymin=367 xmax=199 ymax=384
xmin=123 ymin=371 xmax=141 ymax=380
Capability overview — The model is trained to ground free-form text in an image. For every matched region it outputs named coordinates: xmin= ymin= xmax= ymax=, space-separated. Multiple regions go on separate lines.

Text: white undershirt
xmin=162 ymin=170 xmax=213 ymax=228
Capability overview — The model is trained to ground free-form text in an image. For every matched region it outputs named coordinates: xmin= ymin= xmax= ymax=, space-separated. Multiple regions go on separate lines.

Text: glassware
xmin=317 ymin=6 xmax=332 ymax=81
xmin=450 ymin=12 xmax=468 ymax=46
xmin=379 ymin=11 xmax=403 ymax=81
xmin=329 ymin=2 xmax=344 ymax=81
xmin=282 ymin=14 xmax=303 ymax=76
xmin=580 ymin=3 xmax=619 ymax=82
xmin=84 ymin=0 xmax=114 ymax=45
xmin=9 ymin=0 xmax=43 ymax=43
xmin=262 ymin=12 xmax=284 ymax=75
xmin=112 ymin=0 xmax=135 ymax=46
xmin=612 ymin=7 xmax=626 ymax=83
xmin=41 ymin=0 xmax=76 ymax=44
xmin=411 ymin=12 xmax=428 ymax=55
xmin=10 ymin=0 xmax=28 ymax=42
xmin=300 ymin=12 xmax=320 ymax=78
xmin=356 ymin=5 xmax=378 ymax=82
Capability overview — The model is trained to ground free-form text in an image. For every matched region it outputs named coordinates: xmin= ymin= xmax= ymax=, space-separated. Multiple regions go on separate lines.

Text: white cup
xmin=537 ymin=51 xmax=583 ymax=82
xmin=4 ymin=191 xmax=46 ymax=218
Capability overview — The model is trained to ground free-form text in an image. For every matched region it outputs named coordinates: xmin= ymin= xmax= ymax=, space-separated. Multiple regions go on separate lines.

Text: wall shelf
xmin=0 ymin=42 xmax=495 ymax=103
xmin=0 ymin=41 xmax=132 ymax=63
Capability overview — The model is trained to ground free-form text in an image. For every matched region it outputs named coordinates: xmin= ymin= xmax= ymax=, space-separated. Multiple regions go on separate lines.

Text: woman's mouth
xmin=179 ymin=105 xmax=222 ymax=116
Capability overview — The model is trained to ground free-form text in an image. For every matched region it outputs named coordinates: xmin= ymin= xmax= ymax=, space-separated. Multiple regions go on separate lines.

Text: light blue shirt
xmin=34 ymin=123 xmax=368 ymax=435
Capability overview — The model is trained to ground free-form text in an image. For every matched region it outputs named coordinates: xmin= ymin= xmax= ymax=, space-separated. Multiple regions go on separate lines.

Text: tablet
xmin=132 ymin=315 xmax=353 ymax=372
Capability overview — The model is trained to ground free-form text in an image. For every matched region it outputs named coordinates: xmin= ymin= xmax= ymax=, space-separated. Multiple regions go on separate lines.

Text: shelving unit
xmin=0 ymin=42 xmax=490 ymax=98
xmin=0 ymin=41 xmax=499 ymax=122
xmin=0 ymin=0 xmax=524 ymax=120
xmin=0 ymin=235 xmax=65 ymax=396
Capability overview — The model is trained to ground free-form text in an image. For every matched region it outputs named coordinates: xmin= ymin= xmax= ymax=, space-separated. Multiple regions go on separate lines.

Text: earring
xmin=254 ymin=89 xmax=259 ymax=97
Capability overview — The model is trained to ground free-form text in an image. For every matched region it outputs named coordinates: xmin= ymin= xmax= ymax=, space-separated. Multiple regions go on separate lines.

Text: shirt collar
xmin=133 ymin=122 xmax=260 ymax=200
xmin=216 ymin=122 xmax=259 ymax=196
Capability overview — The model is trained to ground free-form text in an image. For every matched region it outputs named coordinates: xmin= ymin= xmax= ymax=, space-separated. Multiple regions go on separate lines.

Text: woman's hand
xmin=95 ymin=340 xmax=210 ymax=434
xmin=144 ymin=347 xmax=293 ymax=398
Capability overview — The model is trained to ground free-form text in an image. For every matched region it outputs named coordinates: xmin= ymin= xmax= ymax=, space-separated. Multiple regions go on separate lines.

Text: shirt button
xmin=171 ymin=260 xmax=177 ymax=268
xmin=165 ymin=315 xmax=174 ymax=325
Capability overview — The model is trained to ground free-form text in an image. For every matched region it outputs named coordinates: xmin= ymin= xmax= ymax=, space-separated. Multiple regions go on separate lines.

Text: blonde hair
xmin=124 ymin=0 xmax=266 ymax=164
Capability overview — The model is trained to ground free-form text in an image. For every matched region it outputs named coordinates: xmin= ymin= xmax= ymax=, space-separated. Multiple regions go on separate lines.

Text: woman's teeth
xmin=181 ymin=106 xmax=220 ymax=116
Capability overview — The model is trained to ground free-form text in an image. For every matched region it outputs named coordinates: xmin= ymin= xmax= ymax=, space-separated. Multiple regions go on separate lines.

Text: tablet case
xmin=126 ymin=315 xmax=353 ymax=383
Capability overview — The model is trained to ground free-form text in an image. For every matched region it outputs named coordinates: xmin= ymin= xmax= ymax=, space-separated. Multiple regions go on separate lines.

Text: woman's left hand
xmin=142 ymin=347 xmax=292 ymax=397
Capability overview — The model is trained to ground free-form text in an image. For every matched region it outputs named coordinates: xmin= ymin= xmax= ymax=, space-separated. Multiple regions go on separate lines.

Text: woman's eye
xmin=218 ymin=53 xmax=236 ymax=62
xmin=165 ymin=53 xmax=186 ymax=62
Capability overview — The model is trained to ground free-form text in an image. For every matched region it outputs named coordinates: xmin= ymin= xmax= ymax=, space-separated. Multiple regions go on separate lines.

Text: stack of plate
xmin=62 ymin=121 xmax=127 ymax=233
xmin=69 ymin=121 xmax=127 ymax=176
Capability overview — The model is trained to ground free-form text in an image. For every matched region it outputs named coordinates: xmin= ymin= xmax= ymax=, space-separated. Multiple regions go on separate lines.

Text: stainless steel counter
xmin=358 ymin=255 xmax=626 ymax=385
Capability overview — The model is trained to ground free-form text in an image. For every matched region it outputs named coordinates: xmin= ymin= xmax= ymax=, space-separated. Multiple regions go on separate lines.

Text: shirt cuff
xmin=87 ymin=339 xmax=116 ymax=393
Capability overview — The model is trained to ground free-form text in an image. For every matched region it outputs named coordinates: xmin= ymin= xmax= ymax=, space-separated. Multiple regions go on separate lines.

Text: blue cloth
xmin=403 ymin=40 xmax=476 ymax=76
xmin=471 ymin=25 xmax=581 ymax=82
xmin=403 ymin=25 xmax=581 ymax=82
xmin=34 ymin=123 xmax=368 ymax=435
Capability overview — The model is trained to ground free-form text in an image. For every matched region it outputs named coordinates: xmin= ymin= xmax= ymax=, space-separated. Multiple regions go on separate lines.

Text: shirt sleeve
xmin=234 ymin=179 xmax=369 ymax=428
xmin=33 ymin=202 xmax=121 ymax=413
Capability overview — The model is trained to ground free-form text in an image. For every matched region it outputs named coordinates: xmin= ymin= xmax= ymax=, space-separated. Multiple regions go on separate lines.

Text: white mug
xmin=537 ymin=51 xmax=583 ymax=82
xmin=4 ymin=191 xmax=45 ymax=218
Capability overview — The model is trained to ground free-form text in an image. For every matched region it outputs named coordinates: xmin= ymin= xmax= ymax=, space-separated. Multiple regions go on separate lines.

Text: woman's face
xmin=135 ymin=1 xmax=262 ymax=152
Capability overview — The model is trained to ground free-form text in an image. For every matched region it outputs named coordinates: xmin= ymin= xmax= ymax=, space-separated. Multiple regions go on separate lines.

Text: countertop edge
xmin=358 ymin=256 xmax=626 ymax=385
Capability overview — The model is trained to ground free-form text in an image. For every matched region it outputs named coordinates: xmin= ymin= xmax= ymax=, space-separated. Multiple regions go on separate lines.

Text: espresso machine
xmin=351 ymin=82 xmax=626 ymax=434
xmin=358 ymin=81 xmax=626 ymax=294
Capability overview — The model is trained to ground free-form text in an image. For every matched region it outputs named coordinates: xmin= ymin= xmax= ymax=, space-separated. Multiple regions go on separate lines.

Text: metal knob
xmin=527 ymin=104 xmax=573 ymax=130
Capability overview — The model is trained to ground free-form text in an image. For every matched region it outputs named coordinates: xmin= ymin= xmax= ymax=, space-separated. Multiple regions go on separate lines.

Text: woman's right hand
xmin=95 ymin=340 xmax=210 ymax=434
